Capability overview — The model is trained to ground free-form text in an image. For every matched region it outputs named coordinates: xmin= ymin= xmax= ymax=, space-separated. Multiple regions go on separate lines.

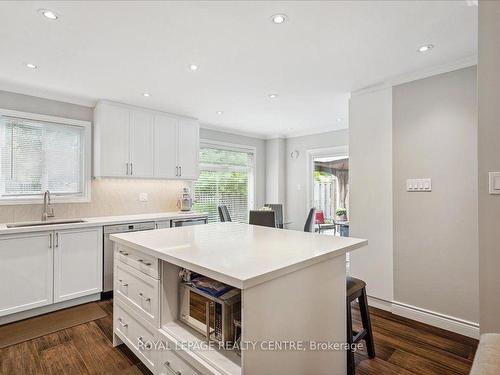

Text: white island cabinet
xmin=110 ymin=222 xmax=367 ymax=375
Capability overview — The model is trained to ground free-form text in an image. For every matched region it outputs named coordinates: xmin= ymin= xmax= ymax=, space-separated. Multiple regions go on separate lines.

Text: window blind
xmin=0 ymin=116 xmax=84 ymax=197
xmin=193 ymin=146 xmax=254 ymax=223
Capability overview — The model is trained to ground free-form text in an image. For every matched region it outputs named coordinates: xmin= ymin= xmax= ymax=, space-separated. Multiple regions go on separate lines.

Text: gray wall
xmin=478 ymin=2 xmax=500 ymax=333
xmin=393 ymin=66 xmax=478 ymax=323
xmin=199 ymin=128 xmax=267 ymax=209
xmin=266 ymin=138 xmax=286 ymax=205
xmin=285 ymin=129 xmax=349 ymax=231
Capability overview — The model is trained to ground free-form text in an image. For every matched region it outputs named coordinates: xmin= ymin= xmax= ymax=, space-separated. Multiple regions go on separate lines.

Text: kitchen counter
xmin=110 ymin=222 xmax=367 ymax=289
xmin=0 ymin=211 xmax=208 ymax=235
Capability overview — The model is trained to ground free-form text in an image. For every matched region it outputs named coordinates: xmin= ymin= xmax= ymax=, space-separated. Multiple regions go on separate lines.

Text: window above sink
xmin=0 ymin=109 xmax=91 ymax=205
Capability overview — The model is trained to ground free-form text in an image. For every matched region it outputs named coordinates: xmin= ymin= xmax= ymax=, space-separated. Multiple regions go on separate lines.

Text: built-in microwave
xmin=179 ymin=282 xmax=241 ymax=344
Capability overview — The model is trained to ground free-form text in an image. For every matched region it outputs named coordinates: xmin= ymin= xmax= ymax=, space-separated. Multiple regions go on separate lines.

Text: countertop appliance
xmin=103 ymin=221 xmax=156 ymax=294
xmin=178 ymin=187 xmax=194 ymax=212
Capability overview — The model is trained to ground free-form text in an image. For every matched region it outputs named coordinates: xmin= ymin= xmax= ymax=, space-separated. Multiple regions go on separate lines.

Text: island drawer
xmin=115 ymin=244 xmax=159 ymax=279
xmin=115 ymin=260 xmax=160 ymax=327
xmin=114 ymin=301 xmax=157 ymax=372
xmin=158 ymin=349 xmax=201 ymax=375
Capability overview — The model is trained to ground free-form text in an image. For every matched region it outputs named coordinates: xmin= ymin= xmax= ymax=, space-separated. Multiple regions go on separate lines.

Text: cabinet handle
xmin=49 ymin=233 xmax=52 ymax=248
xmin=118 ymin=279 xmax=129 ymax=287
xmin=119 ymin=250 xmax=129 ymax=256
xmin=179 ymin=166 xmax=182 ymax=176
xmin=126 ymin=162 xmax=129 ymax=175
xmin=139 ymin=292 xmax=151 ymax=302
xmin=118 ymin=318 xmax=128 ymax=327
xmin=138 ymin=259 xmax=152 ymax=266
xmin=131 ymin=163 xmax=133 ymax=175
xmin=164 ymin=361 xmax=182 ymax=375
xmin=55 ymin=232 xmax=59 ymax=248
xmin=175 ymin=166 xmax=178 ymax=176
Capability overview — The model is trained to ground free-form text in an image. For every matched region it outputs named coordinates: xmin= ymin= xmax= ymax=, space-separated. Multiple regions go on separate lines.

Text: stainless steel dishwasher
xmin=102 ymin=221 xmax=156 ymax=294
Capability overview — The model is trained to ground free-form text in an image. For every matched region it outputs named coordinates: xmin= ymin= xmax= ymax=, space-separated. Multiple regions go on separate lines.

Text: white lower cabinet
xmin=54 ymin=227 xmax=103 ymax=303
xmin=0 ymin=231 xmax=53 ymax=317
xmin=0 ymin=226 xmax=103 ymax=319
xmin=158 ymin=347 xmax=201 ymax=375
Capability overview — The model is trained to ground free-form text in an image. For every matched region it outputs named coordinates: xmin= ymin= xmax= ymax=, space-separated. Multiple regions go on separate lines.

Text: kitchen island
xmin=110 ymin=222 xmax=367 ymax=375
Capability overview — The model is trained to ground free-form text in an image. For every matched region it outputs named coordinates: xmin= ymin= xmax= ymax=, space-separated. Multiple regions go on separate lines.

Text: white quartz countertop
xmin=110 ymin=222 xmax=367 ymax=289
xmin=0 ymin=211 xmax=207 ymax=235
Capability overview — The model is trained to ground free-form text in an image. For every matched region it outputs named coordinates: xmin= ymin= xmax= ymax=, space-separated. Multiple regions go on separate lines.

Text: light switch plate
xmin=489 ymin=172 xmax=500 ymax=194
xmin=407 ymin=178 xmax=432 ymax=192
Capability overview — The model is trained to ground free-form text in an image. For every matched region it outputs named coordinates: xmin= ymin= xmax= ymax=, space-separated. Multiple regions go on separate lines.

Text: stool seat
xmin=347 ymin=276 xmax=366 ymax=299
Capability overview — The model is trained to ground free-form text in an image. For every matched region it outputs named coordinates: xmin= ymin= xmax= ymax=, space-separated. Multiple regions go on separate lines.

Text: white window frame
xmin=0 ymin=108 xmax=92 ymax=205
xmin=195 ymin=139 xmax=257 ymax=216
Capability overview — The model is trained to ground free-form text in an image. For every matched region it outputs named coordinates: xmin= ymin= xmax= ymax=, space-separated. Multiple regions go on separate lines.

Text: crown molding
xmin=0 ymin=80 xmax=96 ymax=107
xmin=352 ymin=54 xmax=477 ymax=97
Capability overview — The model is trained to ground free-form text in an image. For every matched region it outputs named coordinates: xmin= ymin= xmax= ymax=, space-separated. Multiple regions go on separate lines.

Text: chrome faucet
xmin=42 ymin=190 xmax=55 ymax=221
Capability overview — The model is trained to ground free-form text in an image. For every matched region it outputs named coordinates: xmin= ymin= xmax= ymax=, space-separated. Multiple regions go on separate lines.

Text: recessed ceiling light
xmin=142 ymin=92 xmax=150 ymax=97
xmin=189 ymin=64 xmax=199 ymax=71
xmin=418 ymin=44 xmax=434 ymax=53
xmin=39 ymin=9 xmax=58 ymax=20
xmin=271 ymin=14 xmax=287 ymax=24
xmin=216 ymin=111 xmax=223 ymax=115
xmin=268 ymin=93 xmax=278 ymax=99
xmin=25 ymin=63 xmax=37 ymax=69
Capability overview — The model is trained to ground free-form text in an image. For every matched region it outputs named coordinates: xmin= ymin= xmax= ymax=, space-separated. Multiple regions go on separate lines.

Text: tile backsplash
xmin=0 ymin=179 xmax=189 ymax=224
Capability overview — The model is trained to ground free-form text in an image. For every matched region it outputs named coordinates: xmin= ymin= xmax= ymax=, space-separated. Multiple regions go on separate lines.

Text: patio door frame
xmin=306 ymin=145 xmax=349 ymax=214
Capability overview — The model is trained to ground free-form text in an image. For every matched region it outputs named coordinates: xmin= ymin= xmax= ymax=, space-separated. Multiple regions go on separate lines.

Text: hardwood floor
xmin=0 ymin=299 xmax=477 ymax=375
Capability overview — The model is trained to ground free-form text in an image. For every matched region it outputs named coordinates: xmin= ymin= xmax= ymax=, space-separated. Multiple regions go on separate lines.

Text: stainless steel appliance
xmin=172 ymin=217 xmax=208 ymax=227
xmin=103 ymin=221 xmax=156 ymax=293
xmin=177 ymin=187 xmax=194 ymax=212
xmin=179 ymin=282 xmax=241 ymax=344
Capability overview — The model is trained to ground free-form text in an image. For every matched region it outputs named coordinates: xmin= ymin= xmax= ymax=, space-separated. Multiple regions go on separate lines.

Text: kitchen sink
xmin=6 ymin=219 xmax=87 ymax=228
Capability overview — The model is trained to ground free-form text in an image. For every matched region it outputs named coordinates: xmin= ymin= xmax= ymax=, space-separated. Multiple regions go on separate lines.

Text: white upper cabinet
xmin=94 ymin=103 xmax=130 ymax=177
xmin=153 ymin=114 xmax=178 ymax=178
xmin=130 ymin=110 xmax=154 ymax=178
xmin=94 ymin=101 xmax=199 ymax=180
xmin=177 ymin=118 xmax=200 ymax=180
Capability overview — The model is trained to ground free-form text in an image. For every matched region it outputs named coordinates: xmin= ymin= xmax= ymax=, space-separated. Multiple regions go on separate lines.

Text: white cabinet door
xmin=130 ymin=110 xmax=154 ymax=178
xmin=177 ymin=119 xmax=199 ymax=180
xmin=153 ymin=114 xmax=178 ymax=178
xmin=95 ymin=103 xmax=130 ymax=177
xmin=0 ymin=232 xmax=53 ymax=317
xmin=54 ymin=227 xmax=103 ymax=303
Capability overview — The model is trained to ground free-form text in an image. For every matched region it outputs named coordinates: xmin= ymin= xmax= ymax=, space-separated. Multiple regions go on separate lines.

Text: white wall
xmin=285 ymin=129 xmax=349 ymax=231
xmin=348 ymin=87 xmax=394 ymax=303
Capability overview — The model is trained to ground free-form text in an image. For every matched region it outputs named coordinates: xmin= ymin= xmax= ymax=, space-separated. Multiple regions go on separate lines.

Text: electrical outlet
xmin=139 ymin=193 xmax=148 ymax=202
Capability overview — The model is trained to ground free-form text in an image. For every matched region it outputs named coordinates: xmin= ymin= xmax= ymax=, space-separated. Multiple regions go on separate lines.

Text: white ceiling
xmin=0 ymin=1 xmax=477 ymax=138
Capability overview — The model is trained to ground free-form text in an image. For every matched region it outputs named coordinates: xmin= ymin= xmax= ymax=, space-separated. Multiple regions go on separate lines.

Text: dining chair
xmin=249 ymin=210 xmax=276 ymax=228
xmin=218 ymin=205 xmax=232 ymax=222
xmin=303 ymin=208 xmax=316 ymax=232
xmin=315 ymin=210 xmax=336 ymax=234
xmin=264 ymin=204 xmax=284 ymax=229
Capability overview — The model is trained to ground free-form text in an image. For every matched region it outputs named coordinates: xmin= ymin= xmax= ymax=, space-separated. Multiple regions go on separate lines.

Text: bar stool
xmin=346 ymin=276 xmax=375 ymax=375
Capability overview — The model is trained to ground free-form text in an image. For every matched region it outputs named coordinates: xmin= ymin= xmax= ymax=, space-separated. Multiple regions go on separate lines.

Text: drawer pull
xmin=118 ymin=279 xmax=129 ymax=287
xmin=138 ymin=259 xmax=152 ymax=266
xmin=139 ymin=292 xmax=151 ymax=302
xmin=119 ymin=250 xmax=129 ymax=256
xmin=164 ymin=361 xmax=182 ymax=375
xmin=118 ymin=318 xmax=128 ymax=327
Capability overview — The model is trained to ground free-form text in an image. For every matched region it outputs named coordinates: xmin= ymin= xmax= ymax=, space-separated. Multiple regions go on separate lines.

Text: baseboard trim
xmin=0 ymin=294 xmax=101 ymax=326
xmin=391 ymin=300 xmax=480 ymax=339
xmin=364 ymin=295 xmax=480 ymax=339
